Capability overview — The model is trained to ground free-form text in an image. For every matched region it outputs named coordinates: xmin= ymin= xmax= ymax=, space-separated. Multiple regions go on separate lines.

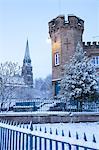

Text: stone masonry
xmin=48 ymin=15 xmax=99 ymax=96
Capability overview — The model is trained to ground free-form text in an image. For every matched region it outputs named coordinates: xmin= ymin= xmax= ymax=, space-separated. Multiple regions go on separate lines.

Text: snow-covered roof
xmin=6 ymin=75 xmax=26 ymax=87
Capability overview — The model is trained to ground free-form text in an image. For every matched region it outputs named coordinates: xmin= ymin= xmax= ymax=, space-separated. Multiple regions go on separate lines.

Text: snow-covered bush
xmin=59 ymin=42 xmax=98 ymax=110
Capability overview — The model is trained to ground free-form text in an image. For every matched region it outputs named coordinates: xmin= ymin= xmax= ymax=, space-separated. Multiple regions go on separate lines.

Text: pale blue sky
xmin=0 ymin=0 xmax=99 ymax=79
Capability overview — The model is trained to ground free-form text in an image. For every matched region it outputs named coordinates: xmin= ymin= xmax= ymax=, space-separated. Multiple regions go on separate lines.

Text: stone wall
xmin=0 ymin=112 xmax=99 ymax=124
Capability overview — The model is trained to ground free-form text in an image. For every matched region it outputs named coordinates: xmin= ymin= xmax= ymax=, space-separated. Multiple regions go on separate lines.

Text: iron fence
xmin=0 ymin=120 xmax=99 ymax=150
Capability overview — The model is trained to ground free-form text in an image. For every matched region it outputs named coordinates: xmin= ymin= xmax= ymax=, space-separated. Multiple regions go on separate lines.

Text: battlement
xmin=68 ymin=14 xmax=84 ymax=29
xmin=48 ymin=15 xmax=65 ymax=37
xmin=48 ymin=14 xmax=84 ymax=37
xmin=83 ymin=41 xmax=99 ymax=49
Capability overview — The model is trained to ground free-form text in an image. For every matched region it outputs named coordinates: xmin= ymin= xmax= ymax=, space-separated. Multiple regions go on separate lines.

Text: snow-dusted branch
xmin=59 ymin=42 xmax=98 ymax=110
xmin=0 ymin=61 xmax=21 ymax=110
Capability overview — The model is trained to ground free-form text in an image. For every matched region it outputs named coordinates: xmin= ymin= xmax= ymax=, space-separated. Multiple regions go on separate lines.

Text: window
xmin=93 ymin=57 xmax=95 ymax=64
xmin=55 ymin=52 xmax=60 ymax=66
xmin=96 ymin=56 xmax=98 ymax=64
xmin=92 ymin=56 xmax=99 ymax=66
xmin=55 ymin=81 xmax=60 ymax=96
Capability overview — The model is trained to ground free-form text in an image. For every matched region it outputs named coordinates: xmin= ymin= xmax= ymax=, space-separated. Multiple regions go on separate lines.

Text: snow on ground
xmin=37 ymin=101 xmax=57 ymax=111
xmin=0 ymin=121 xmax=99 ymax=149
xmin=0 ymin=111 xmax=99 ymax=116
xmin=29 ymin=122 xmax=99 ymax=144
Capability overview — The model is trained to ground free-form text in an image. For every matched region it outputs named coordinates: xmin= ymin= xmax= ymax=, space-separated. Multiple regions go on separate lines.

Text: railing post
xmin=93 ymin=134 xmax=96 ymax=143
xmin=1 ymin=127 xmax=3 ymax=150
xmin=56 ymin=141 xmax=58 ymax=150
xmin=30 ymin=134 xmax=33 ymax=150
xmin=15 ymin=131 xmax=18 ymax=150
xmin=22 ymin=133 xmax=25 ymax=150
xmin=55 ymin=129 xmax=58 ymax=150
xmin=62 ymin=142 xmax=65 ymax=150
xmin=9 ymin=130 xmax=12 ymax=150
xmin=49 ymin=128 xmax=52 ymax=150
xmin=75 ymin=145 xmax=79 ymax=150
xmin=4 ymin=128 xmax=7 ymax=150
xmin=44 ymin=138 xmax=47 ymax=150
xmin=49 ymin=139 xmax=52 ymax=150
xmin=7 ymin=129 xmax=10 ymax=150
xmin=12 ymin=130 xmax=15 ymax=150
xmin=35 ymin=136 xmax=37 ymax=150
xmin=2 ymin=127 xmax=5 ymax=150
xmin=26 ymin=133 xmax=28 ymax=150
xmin=6 ymin=129 xmax=9 ymax=150
xmin=0 ymin=127 xmax=3 ymax=150
xmin=76 ymin=132 xmax=79 ymax=150
xmin=19 ymin=132 xmax=21 ymax=150
xmin=39 ymin=137 xmax=42 ymax=150
xmin=29 ymin=122 xmax=33 ymax=150
xmin=68 ymin=144 xmax=71 ymax=150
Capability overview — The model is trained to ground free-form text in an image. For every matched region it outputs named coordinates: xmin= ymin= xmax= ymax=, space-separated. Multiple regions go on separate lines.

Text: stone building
xmin=48 ymin=15 xmax=99 ymax=96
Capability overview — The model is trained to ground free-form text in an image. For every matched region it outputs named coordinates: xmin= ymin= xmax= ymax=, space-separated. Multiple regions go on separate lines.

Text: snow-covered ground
xmin=0 ymin=121 xmax=99 ymax=149
xmin=0 ymin=111 xmax=99 ymax=116
xmin=37 ymin=101 xmax=57 ymax=111
xmin=30 ymin=122 xmax=99 ymax=144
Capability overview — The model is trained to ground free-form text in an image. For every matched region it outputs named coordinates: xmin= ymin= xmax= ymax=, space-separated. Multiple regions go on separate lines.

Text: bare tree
xmin=0 ymin=61 xmax=21 ymax=111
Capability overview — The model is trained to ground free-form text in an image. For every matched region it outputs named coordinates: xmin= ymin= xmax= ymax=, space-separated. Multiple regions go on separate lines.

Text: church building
xmin=21 ymin=40 xmax=33 ymax=87
xmin=48 ymin=15 xmax=99 ymax=96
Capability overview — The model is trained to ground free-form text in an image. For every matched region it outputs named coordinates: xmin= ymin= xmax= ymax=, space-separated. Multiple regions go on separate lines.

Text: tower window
xmin=96 ymin=56 xmax=98 ymax=64
xmin=55 ymin=52 xmax=60 ymax=66
xmin=92 ymin=56 xmax=99 ymax=66
xmin=93 ymin=57 xmax=95 ymax=64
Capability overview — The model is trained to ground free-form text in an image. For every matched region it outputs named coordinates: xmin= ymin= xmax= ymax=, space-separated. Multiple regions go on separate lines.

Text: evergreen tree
xmin=60 ymin=42 xmax=98 ymax=110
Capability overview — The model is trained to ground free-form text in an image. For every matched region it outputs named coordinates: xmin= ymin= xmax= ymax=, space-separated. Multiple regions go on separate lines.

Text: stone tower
xmin=48 ymin=15 xmax=84 ymax=96
xmin=21 ymin=40 xmax=33 ymax=87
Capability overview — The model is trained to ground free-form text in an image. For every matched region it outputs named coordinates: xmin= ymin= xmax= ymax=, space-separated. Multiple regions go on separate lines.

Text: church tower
xmin=48 ymin=15 xmax=84 ymax=96
xmin=21 ymin=40 xmax=33 ymax=87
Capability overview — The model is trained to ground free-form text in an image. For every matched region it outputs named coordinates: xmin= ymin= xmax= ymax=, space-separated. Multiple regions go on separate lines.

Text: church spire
xmin=24 ymin=39 xmax=31 ymax=61
xmin=22 ymin=39 xmax=33 ymax=87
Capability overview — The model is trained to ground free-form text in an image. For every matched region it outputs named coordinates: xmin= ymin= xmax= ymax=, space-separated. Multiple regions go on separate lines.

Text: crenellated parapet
xmin=49 ymin=14 xmax=99 ymax=97
xmin=67 ymin=14 xmax=84 ymax=32
xmin=83 ymin=41 xmax=99 ymax=49
xmin=48 ymin=15 xmax=65 ymax=37
xmin=48 ymin=14 xmax=84 ymax=38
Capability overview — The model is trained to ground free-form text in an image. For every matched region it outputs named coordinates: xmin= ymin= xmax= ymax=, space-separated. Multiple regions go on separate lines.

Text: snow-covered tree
xmin=59 ymin=42 xmax=98 ymax=110
xmin=0 ymin=61 xmax=21 ymax=110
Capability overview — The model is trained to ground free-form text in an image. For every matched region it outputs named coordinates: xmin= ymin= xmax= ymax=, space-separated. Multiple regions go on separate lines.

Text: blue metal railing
xmin=0 ymin=120 xmax=99 ymax=150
